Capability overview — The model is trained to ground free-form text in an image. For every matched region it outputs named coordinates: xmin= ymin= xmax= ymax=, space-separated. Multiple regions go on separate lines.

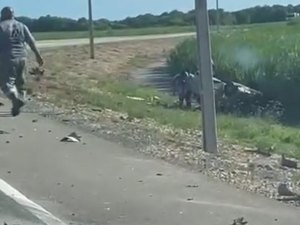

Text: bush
xmin=167 ymin=38 xmax=198 ymax=75
xmin=167 ymin=24 xmax=300 ymax=117
xmin=287 ymin=18 xmax=300 ymax=26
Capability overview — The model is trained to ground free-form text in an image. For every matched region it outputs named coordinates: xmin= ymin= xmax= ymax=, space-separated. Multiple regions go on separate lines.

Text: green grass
xmin=33 ymin=26 xmax=195 ymax=40
xmin=219 ymin=115 xmax=300 ymax=158
xmin=54 ymin=77 xmax=300 ymax=159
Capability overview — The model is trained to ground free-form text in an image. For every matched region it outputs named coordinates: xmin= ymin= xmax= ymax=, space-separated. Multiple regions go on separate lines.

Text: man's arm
xmin=24 ymin=25 xmax=43 ymax=66
xmin=0 ymin=26 xmax=6 ymax=54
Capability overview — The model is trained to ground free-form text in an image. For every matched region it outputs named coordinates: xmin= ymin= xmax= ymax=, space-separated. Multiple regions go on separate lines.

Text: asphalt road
xmin=0 ymin=189 xmax=43 ymax=225
xmin=36 ymin=32 xmax=195 ymax=48
xmin=0 ymin=98 xmax=299 ymax=225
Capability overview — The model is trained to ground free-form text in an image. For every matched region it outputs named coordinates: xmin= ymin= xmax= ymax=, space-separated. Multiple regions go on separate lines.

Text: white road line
xmin=0 ymin=179 xmax=65 ymax=225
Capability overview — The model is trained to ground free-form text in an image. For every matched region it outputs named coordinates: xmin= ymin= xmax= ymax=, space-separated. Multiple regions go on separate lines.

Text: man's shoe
xmin=11 ymin=98 xmax=25 ymax=117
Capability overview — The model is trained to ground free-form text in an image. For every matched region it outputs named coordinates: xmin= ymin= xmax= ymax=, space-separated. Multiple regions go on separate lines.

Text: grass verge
xmin=49 ymin=78 xmax=300 ymax=159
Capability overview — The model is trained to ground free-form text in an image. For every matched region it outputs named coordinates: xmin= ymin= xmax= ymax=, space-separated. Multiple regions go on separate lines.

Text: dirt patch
xmin=27 ymin=37 xmax=185 ymax=102
xmin=33 ymin=38 xmax=183 ymax=76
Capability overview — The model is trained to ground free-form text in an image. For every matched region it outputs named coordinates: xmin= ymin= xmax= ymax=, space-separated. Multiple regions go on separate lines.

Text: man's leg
xmin=15 ymin=58 xmax=27 ymax=100
xmin=195 ymin=94 xmax=201 ymax=105
xmin=0 ymin=60 xmax=24 ymax=116
xmin=178 ymin=85 xmax=185 ymax=108
xmin=179 ymin=94 xmax=184 ymax=108
xmin=0 ymin=60 xmax=17 ymax=97
xmin=185 ymin=91 xmax=192 ymax=109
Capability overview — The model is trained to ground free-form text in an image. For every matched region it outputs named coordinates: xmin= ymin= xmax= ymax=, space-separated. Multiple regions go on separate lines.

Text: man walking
xmin=0 ymin=7 xmax=43 ymax=116
xmin=172 ymin=70 xmax=194 ymax=108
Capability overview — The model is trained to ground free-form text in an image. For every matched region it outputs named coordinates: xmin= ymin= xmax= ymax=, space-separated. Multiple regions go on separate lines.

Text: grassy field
xmin=33 ymin=26 xmax=195 ymax=40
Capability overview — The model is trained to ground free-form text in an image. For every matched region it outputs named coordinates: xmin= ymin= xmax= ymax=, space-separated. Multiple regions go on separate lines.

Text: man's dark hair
xmin=1 ymin=7 xmax=14 ymax=21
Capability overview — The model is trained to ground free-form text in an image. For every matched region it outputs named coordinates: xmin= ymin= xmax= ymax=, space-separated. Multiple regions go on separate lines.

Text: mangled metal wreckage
xmin=173 ymin=71 xmax=284 ymax=119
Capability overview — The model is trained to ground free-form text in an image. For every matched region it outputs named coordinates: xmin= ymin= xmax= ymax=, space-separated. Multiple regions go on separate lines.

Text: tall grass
xmin=167 ymin=23 xmax=300 ymax=119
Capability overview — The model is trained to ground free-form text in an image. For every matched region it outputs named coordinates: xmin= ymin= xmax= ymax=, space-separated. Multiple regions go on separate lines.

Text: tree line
xmin=17 ymin=4 xmax=300 ymax=32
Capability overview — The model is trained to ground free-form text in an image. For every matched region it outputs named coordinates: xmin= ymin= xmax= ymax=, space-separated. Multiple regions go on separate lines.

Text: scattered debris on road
xmin=60 ymin=132 xmax=81 ymax=143
xmin=232 ymin=217 xmax=248 ymax=225
xmin=187 ymin=198 xmax=194 ymax=201
xmin=156 ymin=173 xmax=163 ymax=176
xmin=28 ymin=95 xmax=300 ymax=208
xmin=91 ymin=108 xmax=103 ymax=112
xmin=120 ymin=115 xmax=128 ymax=120
xmin=32 ymin=119 xmax=38 ymax=123
xmin=0 ymin=102 xmax=4 ymax=106
xmin=244 ymin=147 xmax=272 ymax=157
xmin=186 ymin=185 xmax=199 ymax=188
xmin=126 ymin=96 xmax=145 ymax=101
xmin=0 ymin=130 xmax=9 ymax=134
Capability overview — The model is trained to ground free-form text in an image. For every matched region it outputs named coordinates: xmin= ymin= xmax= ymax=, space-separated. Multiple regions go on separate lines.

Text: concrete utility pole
xmin=195 ymin=0 xmax=218 ymax=153
xmin=88 ymin=0 xmax=95 ymax=59
xmin=216 ymin=0 xmax=220 ymax=32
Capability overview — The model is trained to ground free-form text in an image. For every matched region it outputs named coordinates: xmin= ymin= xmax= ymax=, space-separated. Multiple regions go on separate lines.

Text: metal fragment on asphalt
xmin=186 ymin=185 xmax=199 ymax=188
xmin=0 ymin=130 xmax=9 ymax=134
xmin=232 ymin=217 xmax=248 ymax=225
xmin=60 ymin=132 xmax=81 ymax=143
